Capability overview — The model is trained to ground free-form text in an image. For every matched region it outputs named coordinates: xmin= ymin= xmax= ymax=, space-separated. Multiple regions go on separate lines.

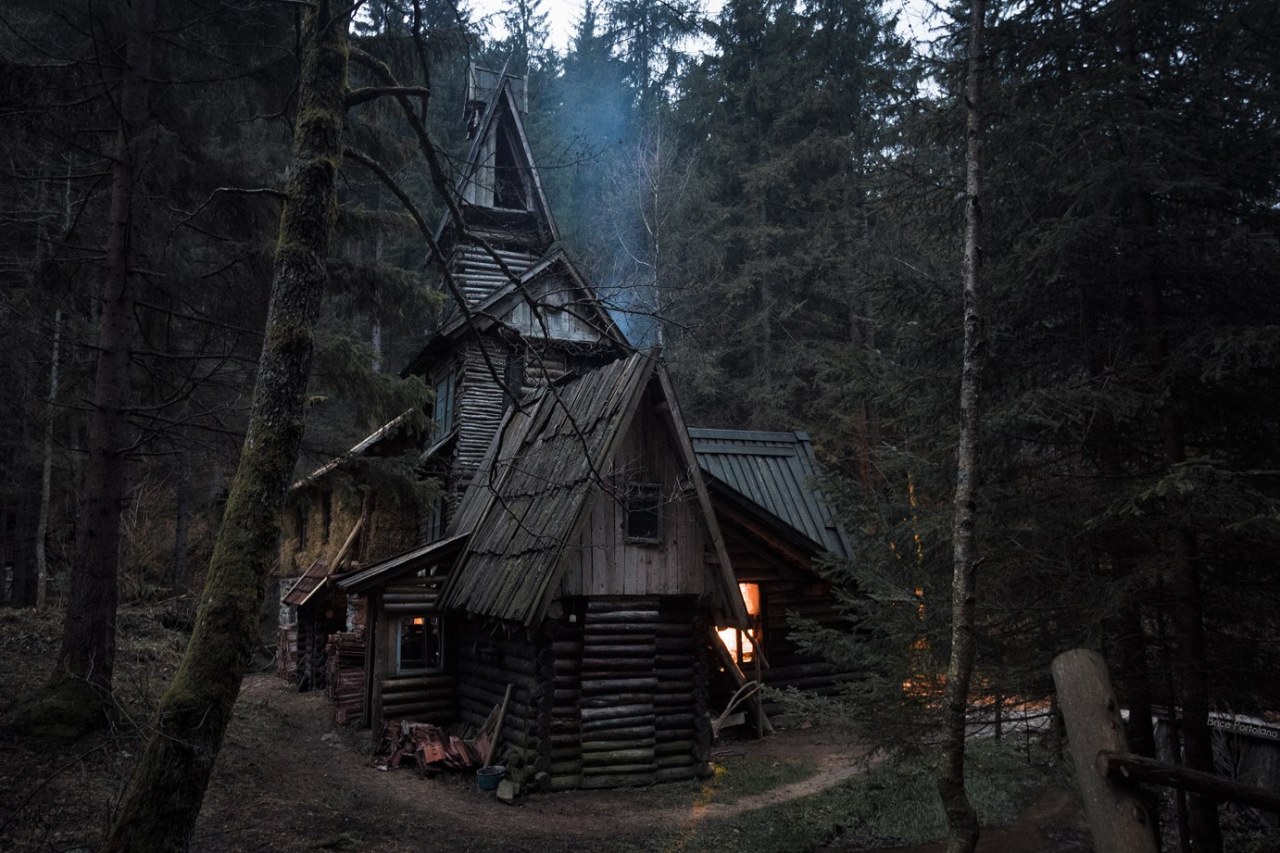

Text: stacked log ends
xmin=325 ymin=630 xmax=365 ymax=726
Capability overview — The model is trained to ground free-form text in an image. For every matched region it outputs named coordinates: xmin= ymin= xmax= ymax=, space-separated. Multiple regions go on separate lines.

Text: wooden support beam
xmin=1051 ymin=649 xmax=1159 ymax=853
xmin=1099 ymin=751 xmax=1280 ymax=815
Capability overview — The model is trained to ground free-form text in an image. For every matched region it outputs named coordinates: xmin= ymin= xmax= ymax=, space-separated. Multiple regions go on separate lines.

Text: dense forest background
xmin=2 ymin=0 xmax=1279 ymax=846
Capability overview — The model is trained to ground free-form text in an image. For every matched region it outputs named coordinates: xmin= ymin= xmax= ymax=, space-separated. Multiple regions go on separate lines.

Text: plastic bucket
xmin=476 ymin=765 xmax=504 ymax=791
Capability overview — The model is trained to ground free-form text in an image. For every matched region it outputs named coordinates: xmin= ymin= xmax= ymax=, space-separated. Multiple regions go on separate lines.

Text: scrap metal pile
xmin=374 ymin=719 xmax=490 ymax=771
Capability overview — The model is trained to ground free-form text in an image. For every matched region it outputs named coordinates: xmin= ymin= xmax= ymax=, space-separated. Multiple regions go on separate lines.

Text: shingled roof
xmin=688 ymin=428 xmax=850 ymax=558
xmin=439 ymin=352 xmax=747 ymax=627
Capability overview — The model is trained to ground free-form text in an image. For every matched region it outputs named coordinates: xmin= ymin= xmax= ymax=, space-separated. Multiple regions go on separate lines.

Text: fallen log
xmin=1098 ymin=751 xmax=1280 ymax=815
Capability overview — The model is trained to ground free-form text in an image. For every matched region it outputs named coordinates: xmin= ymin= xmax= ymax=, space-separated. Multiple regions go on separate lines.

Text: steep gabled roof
xmin=402 ymin=248 xmax=630 ymax=376
xmin=689 ymin=428 xmax=851 ymax=558
xmin=439 ymin=352 xmax=747 ymax=627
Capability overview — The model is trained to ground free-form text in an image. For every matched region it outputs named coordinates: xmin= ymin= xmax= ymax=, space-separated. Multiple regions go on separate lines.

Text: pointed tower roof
xmin=435 ymin=65 xmax=559 ymax=256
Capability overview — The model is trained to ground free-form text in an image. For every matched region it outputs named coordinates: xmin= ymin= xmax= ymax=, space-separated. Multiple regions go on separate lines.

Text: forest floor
xmin=0 ymin=603 xmax=1090 ymax=852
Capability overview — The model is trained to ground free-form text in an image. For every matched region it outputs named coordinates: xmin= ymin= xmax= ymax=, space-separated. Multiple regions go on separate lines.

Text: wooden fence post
xmin=1051 ymin=648 xmax=1159 ymax=853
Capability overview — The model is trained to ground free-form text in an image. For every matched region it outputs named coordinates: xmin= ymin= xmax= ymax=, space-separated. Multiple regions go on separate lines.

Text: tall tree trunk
xmin=169 ymin=449 xmax=190 ymax=590
xmin=35 ymin=308 xmax=63 ymax=610
xmin=29 ymin=0 xmax=156 ymax=732
xmin=104 ymin=4 xmax=348 ymax=848
xmin=936 ymin=2 xmax=987 ymax=851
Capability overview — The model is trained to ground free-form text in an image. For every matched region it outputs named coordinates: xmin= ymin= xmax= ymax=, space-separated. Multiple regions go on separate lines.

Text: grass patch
xmin=663 ymin=739 xmax=1053 ymax=853
xmin=709 ymin=753 xmax=819 ymax=802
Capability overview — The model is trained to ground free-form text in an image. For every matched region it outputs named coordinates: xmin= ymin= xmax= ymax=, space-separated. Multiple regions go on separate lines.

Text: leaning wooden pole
xmin=1051 ymin=649 xmax=1159 ymax=853
xmin=936 ymin=1 xmax=988 ymax=851
xmin=103 ymin=4 xmax=347 ymax=850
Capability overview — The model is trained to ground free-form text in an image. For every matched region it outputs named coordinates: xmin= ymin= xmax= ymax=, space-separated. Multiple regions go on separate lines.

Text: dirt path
xmin=191 ymin=674 xmax=874 ymax=852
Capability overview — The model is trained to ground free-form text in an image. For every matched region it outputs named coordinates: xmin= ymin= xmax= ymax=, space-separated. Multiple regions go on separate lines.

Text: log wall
xmin=720 ymin=525 xmax=859 ymax=713
xmin=455 ymin=618 xmax=543 ymax=781
xmin=372 ymin=609 xmax=455 ymax=727
xmin=543 ymin=596 xmax=710 ymax=791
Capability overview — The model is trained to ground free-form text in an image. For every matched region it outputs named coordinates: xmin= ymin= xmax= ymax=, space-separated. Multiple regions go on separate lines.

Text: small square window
xmin=397 ymin=614 xmax=444 ymax=673
xmin=626 ymin=483 xmax=662 ymax=543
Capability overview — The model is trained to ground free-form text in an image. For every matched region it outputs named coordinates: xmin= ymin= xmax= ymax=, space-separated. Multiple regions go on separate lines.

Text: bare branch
xmin=345 ymin=85 xmax=431 ymax=108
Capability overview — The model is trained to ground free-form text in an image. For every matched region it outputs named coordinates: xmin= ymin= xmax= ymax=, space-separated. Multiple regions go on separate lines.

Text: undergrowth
xmin=665 ymin=739 xmax=1054 ymax=853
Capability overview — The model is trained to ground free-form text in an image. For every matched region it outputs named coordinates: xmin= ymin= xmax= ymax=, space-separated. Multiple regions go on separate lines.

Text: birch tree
xmin=936 ymin=1 xmax=986 ymax=851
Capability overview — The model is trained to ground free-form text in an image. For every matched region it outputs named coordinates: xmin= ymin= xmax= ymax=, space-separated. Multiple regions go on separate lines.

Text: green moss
xmin=9 ymin=671 xmax=113 ymax=738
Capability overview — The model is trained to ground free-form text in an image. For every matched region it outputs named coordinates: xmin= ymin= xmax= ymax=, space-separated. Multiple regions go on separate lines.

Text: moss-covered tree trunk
xmin=936 ymin=1 xmax=986 ymax=852
xmin=103 ymin=4 xmax=348 ymax=850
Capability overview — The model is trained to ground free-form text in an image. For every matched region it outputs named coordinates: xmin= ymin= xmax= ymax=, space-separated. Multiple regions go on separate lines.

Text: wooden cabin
xmin=278 ymin=66 xmax=862 ymax=788
xmin=339 ymin=353 xmax=749 ymax=790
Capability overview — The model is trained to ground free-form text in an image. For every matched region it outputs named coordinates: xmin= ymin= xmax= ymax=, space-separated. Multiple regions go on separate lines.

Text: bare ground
xmin=0 ymin=605 xmax=1086 ymax=852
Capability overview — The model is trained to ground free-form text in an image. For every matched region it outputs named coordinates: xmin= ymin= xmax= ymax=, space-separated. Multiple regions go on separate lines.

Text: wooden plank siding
xmin=455 ymin=337 xmax=513 ymax=494
xmin=563 ymin=403 xmax=709 ymax=599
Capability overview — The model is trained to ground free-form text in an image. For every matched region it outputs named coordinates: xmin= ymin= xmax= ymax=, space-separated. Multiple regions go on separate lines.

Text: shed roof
xmin=335 ymin=533 xmax=467 ymax=595
xmin=688 ymin=428 xmax=850 ymax=558
xmin=439 ymin=352 xmax=747 ymax=627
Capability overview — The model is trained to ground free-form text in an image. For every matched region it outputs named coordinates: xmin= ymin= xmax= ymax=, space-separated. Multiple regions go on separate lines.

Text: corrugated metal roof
xmin=688 ymin=428 xmax=850 ymax=558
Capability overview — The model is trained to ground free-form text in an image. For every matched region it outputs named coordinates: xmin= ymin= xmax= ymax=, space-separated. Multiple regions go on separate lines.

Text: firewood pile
xmin=324 ymin=630 xmax=364 ymax=725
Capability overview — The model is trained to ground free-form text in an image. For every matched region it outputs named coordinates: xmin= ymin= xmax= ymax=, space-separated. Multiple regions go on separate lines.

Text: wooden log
xmin=549 ymin=760 xmax=582 ymax=776
xmin=654 ymin=729 xmax=695 ymax=744
xmin=1051 ymin=649 xmax=1159 ymax=853
xmin=657 ymin=753 xmax=693 ymax=768
xmin=456 ymin=658 xmax=535 ymax=690
xmin=580 ymin=677 xmax=658 ymax=694
xmin=580 ymin=703 xmax=652 ymax=720
xmin=380 ymin=674 xmax=455 ymax=692
xmin=654 ymin=738 xmax=695 ymax=754
xmin=581 ymin=738 xmax=657 ymax=753
xmin=581 ymin=657 xmax=657 ymax=669
xmin=482 ymin=684 xmax=512 ymax=767
xmin=380 ymin=702 xmax=455 ymax=721
xmin=547 ymin=775 xmax=582 ymax=791
xmin=655 ymin=766 xmax=699 ymax=783
xmin=582 ymin=748 xmax=656 ymax=765
xmin=1099 ymin=751 xmax=1280 ymax=814
xmin=580 ymin=772 xmax=655 ymax=788
xmin=582 ymin=762 xmax=657 ymax=776
xmin=578 ymin=725 xmax=655 ymax=740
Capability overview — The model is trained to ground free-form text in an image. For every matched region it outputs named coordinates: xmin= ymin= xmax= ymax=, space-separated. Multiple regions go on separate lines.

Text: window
xmin=626 ymin=483 xmax=662 ymax=543
xmin=430 ymin=372 xmax=456 ymax=445
xmin=397 ymin=614 xmax=444 ymax=673
xmin=718 ymin=583 xmax=763 ymax=665
xmin=493 ymin=122 xmax=527 ymax=210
